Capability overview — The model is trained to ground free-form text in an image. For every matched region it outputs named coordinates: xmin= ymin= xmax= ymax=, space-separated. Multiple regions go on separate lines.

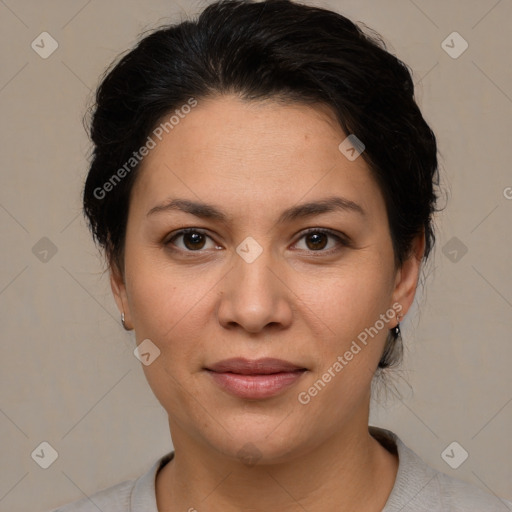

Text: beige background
xmin=1 ymin=0 xmax=511 ymax=510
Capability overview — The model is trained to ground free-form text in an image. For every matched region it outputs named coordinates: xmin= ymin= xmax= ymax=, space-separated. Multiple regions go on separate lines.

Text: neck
xmin=156 ymin=418 xmax=398 ymax=512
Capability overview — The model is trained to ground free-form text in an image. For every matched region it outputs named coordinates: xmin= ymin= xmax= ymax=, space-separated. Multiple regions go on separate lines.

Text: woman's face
xmin=112 ymin=95 xmax=422 ymax=462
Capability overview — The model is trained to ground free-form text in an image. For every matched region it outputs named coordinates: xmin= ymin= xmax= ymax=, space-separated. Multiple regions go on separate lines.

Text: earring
xmin=394 ymin=314 xmax=402 ymax=337
xmin=121 ymin=312 xmax=131 ymax=331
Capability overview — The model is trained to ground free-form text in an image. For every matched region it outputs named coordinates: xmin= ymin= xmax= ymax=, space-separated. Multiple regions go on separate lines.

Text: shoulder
xmin=48 ymin=479 xmax=134 ymax=512
xmin=48 ymin=452 xmax=174 ymax=512
xmin=435 ymin=471 xmax=512 ymax=511
xmin=370 ymin=427 xmax=512 ymax=512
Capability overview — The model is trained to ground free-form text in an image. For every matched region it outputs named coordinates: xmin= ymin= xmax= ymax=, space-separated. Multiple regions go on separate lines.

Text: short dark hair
xmin=83 ymin=0 xmax=441 ymax=369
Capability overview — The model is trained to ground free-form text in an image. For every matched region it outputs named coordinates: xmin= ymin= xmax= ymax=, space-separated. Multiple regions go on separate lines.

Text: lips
xmin=207 ymin=357 xmax=306 ymax=375
xmin=205 ymin=357 xmax=307 ymax=399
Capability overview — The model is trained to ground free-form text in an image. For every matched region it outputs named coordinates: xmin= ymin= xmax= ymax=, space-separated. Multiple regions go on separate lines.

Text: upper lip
xmin=206 ymin=357 xmax=306 ymax=375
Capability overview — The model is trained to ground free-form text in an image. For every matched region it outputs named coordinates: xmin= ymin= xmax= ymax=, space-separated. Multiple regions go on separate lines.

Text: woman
xmin=53 ymin=0 xmax=511 ymax=510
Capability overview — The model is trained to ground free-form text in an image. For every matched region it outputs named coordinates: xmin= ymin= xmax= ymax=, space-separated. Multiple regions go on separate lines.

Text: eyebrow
xmin=146 ymin=196 xmax=366 ymax=223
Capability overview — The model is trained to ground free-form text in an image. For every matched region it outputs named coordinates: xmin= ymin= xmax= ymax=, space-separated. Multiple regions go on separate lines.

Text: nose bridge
xmin=217 ymin=236 xmax=292 ymax=331
xmin=233 ymin=237 xmax=278 ymax=304
xmin=235 ymin=239 xmax=275 ymax=291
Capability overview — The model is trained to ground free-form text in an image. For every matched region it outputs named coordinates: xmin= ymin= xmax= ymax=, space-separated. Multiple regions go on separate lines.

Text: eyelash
xmin=164 ymin=227 xmax=349 ymax=255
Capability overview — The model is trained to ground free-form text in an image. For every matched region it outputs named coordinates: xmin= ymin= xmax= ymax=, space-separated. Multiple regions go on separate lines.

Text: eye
xmin=293 ymin=228 xmax=348 ymax=253
xmin=165 ymin=227 xmax=349 ymax=254
xmin=166 ymin=228 xmax=220 ymax=251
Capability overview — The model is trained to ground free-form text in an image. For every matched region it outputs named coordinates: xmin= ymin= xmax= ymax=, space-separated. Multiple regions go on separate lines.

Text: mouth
xmin=204 ymin=358 xmax=308 ymax=399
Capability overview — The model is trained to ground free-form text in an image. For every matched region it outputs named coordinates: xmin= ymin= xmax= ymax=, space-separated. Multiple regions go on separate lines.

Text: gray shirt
xmin=50 ymin=427 xmax=512 ymax=511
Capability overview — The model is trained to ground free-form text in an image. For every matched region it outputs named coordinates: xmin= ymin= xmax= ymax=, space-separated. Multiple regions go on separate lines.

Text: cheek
xmin=124 ymin=248 xmax=210 ymax=337
xmin=124 ymin=256 xmax=214 ymax=406
xmin=130 ymin=270 xmax=210 ymax=418
xmin=295 ymin=265 xmax=395 ymax=398
xmin=295 ymin=274 xmax=393 ymax=418
xmin=298 ymin=259 xmax=393 ymax=336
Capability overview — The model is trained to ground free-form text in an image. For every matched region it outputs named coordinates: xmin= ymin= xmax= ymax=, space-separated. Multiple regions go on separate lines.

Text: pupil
xmin=184 ymin=232 xmax=205 ymax=250
xmin=307 ymin=233 xmax=327 ymax=250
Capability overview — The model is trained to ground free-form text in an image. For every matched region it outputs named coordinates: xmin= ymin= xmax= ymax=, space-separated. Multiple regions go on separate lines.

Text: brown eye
xmin=166 ymin=229 xmax=218 ymax=251
xmin=305 ymin=232 xmax=328 ymax=250
xmin=293 ymin=228 xmax=348 ymax=253
xmin=182 ymin=231 xmax=206 ymax=250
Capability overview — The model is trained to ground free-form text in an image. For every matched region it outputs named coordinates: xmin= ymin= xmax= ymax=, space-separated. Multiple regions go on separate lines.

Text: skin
xmin=110 ymin=94 xmax=425 ymax=511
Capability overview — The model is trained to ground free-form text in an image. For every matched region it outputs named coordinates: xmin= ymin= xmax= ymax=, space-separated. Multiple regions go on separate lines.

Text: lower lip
xmin=206 ymin=370 xmax=306 ymax=399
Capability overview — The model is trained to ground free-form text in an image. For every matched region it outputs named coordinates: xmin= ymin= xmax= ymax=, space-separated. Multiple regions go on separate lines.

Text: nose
xmin=216 ymin=244 xmax=294 ymax=334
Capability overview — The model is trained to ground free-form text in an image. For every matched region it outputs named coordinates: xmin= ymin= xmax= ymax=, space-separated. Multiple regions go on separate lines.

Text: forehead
xmin=130 ymin=95 xmax=383 ymax=220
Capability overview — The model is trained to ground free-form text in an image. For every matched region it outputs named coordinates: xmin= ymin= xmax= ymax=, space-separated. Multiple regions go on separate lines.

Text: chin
xmin=196 ymin=409 xmax=315 ymax=466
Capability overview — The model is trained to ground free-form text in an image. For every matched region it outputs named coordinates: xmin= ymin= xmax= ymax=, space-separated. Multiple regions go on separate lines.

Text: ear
xmin=390 ymin=231 xmax=425 ymax=323
xmin=110 ymin=263 xmax=133 ymax=330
